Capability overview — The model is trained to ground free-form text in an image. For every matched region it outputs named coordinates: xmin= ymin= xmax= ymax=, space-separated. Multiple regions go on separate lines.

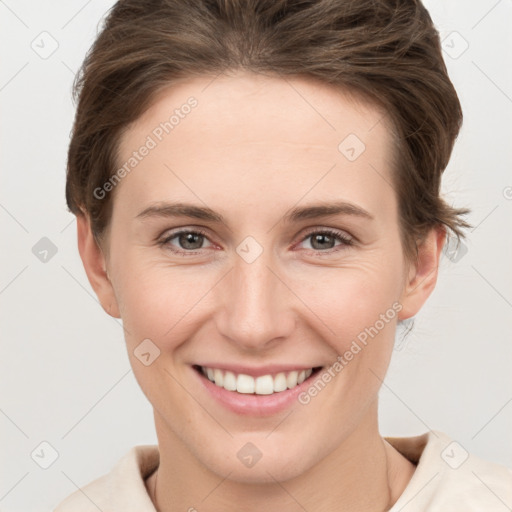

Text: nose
xmin=214 ymin=250 xmax=296 ymax=352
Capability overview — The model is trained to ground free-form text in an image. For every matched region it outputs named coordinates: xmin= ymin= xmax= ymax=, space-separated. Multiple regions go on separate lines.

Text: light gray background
xmin=1 ymin=1 xmax=511 ymax=510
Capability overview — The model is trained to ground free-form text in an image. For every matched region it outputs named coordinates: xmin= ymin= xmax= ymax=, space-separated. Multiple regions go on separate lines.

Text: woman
xmin=54 ymin=0 xmax=512 ymax=510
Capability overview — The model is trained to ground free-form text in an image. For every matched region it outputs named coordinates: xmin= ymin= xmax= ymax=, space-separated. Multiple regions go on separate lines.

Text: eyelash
xmin=157 ymin=227 xmax=354 ymax=256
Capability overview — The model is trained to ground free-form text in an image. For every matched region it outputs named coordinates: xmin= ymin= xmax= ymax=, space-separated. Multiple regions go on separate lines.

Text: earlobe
xmin=76 ymin=214 xmax=121 ymax=318
xmin=398 ymin=226 xmax=447 ymax=321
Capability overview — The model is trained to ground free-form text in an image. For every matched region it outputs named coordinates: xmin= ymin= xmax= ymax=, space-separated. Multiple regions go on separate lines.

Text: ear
xmin=398 ymin=226 xmax=447 ymax=320
xmin=76 ymin=214 xmax=121 ymax=318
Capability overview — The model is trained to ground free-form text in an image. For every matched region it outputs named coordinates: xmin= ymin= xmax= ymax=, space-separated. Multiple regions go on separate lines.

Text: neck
xmin=147 ymin=405 xmax=415 ymax=512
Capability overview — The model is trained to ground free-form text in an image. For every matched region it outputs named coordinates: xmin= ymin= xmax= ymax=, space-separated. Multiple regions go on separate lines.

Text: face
xmin=80 ymin=71 xmax=441 ymax=483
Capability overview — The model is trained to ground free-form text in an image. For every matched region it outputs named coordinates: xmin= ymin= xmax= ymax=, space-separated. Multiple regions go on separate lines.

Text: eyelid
xmin=158 ymin=225 xmax=209 ymax=239
xmin=157 ymin=225 xmax=355 ymax=255
xmin=157 ymin=227 xmax=213 ymax=252
xmin=299 ymin=226 xmax=353 ymax=241
xmin=293 ymin=226 xmax=355 ymax=251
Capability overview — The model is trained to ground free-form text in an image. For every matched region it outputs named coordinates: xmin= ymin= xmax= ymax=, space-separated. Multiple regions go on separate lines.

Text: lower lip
xmin=192 ymin=366 xmax=323 ymax=416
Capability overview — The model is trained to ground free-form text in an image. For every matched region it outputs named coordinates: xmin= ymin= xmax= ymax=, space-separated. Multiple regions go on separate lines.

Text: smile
xmin=196 ymin=365 xmax=322 ymax=395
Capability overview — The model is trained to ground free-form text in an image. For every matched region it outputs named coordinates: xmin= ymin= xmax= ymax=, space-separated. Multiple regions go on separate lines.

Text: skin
xmin=77 ymin=71 xmax=445 ymax=512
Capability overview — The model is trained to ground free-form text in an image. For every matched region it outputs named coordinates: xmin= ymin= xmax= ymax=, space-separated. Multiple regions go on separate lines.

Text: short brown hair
xmin=65 ymin=0 xmax=472 ymax=265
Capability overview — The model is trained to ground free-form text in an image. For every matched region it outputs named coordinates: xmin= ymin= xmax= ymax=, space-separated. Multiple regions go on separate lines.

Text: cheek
xmin=293 ymin=267 xmax=402 ymax=418
xmin=293 ymin=257 xmax=403 ymax=340
xmin=112 ymin=231 xmax=405 ymax=359
xmin=113 ymin=257 xmax=220 ymax=348
xmin=333 ymin=280 xmax=400 ymax=350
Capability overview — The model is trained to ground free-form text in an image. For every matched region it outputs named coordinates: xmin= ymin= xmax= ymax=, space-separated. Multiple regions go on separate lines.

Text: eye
xmin=297 ymin=228 xmax=354 ymax=253
xmin=158 ymin=229 xmax=213 ymax=254
xmin=157 ymin=227 xmax=354 ymax=256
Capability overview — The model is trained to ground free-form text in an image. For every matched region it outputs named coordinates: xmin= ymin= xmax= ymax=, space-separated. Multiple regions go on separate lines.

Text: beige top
xmin=53 ymin=430 xmax=512 ymax=511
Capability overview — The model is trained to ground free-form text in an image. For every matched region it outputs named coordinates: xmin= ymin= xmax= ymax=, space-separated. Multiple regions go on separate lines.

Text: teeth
xmin=223 ymin=371 xmax=237 ymax=391
xmin=213 ymin=368 xmax=224 ymax=387
xmin=286 ymin=371 xmax=298 ymax=389
xmin=273 ymin=372 xmax=288 ymax=392
xmin=237 ymin=374 xmax=255 ymax=394
xmin=255 ymin=375 xmax=274 ymax=395
xmin=200 ymin=366 xmax=316 ymax=395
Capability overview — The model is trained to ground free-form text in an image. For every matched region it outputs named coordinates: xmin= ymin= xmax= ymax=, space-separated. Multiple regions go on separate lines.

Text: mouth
xmin=193 ymin=364 xmax=323 ymax=395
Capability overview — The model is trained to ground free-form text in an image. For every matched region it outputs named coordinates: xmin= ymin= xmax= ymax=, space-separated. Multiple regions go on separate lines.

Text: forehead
xmin=121 ymin=71 xmax=391 ymax=151
xmin=114 ymin=72 xmax=397 ymax=222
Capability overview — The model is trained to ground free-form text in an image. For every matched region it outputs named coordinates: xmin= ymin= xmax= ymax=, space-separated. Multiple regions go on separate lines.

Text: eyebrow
xmin=135 ymin=200 xmax=374 ymax=224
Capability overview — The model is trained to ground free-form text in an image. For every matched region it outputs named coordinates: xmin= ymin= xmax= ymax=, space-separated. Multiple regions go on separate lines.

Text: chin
xmin=199 ymin=443 xmax=316 ymax=484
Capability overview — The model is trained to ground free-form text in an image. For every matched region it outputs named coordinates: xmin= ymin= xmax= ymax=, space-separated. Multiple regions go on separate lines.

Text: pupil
xmin=180 ymin=233 xmax=202 ymax=249
xmin=312 ymin=234 xmax=333 ymax=250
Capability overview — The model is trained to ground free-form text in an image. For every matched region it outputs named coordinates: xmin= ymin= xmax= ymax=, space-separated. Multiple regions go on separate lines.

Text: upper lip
xmin=194 ymin=363 xmax=322 ymax=377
